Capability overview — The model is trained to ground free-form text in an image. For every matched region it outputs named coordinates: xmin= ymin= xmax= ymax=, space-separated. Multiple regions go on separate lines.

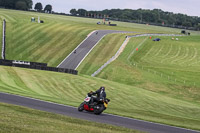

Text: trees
xmin=0 ymin=0 xmax=15 ymax=9
xmin=24 ymin=0 xmax=32 ymax=9
xmin=76 ymin=8 xmax=199 ymax=29
xmin=70 ymin=8 xmax=77 ymax=16
xmin=182 ymin=22 xmax=192 ymax=27
xmin=44 ymin=4 xmax=52 ymax=13
xmin=15 ymin=1 xmax=27 ymax=10
xmin=34 ymin=2 xmax=43 ymax=12
xmin=0 ymin=0 xmax=32 ymax=10
xmin=195 ymin=23 xmax=200 ymax=30
xmin=77 ymin=9 xmax=87 ymax=16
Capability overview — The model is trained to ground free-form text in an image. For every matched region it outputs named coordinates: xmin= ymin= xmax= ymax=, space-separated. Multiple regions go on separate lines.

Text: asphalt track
xmin=57 ymin=30 xmax=135 ymax=70
xmin=1 ymin=92 xmax=200 ymax=133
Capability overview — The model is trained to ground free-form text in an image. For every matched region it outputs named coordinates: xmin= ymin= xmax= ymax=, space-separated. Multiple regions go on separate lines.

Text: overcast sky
xmin=32 ymin=0 xmax=200 ymax=17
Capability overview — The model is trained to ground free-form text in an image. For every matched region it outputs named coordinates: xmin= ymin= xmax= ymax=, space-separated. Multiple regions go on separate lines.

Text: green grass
xmin=0 ymin=66 xmax=200 ymax=130
xmin=1 ymin=8 xmax=199 ymax=67
xmin=78 ymin=33 xmax=132 ymax=75
xmin=82 ymin=35 xmax=200 ymax=104
xmin=1 ymin=8 xmax=200 ymax=132
xmin=0 ymin=102 xmax=140 ymax=133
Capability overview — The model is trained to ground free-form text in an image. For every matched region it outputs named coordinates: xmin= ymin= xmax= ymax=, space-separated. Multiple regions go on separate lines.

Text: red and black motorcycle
xmin=78 ymin=93 xmax=110 ymax=115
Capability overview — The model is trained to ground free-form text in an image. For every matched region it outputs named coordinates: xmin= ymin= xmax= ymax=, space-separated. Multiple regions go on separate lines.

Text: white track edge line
xmin=104 ymin=112 xmax=200 ymax=132
xmin=0 ymin=92 xmax=77 ymax=109
xmin=57 ymin=30 xmax=97 ymax=68
xmin=75 ymin=34 xmax=106 ymax=70
xmin=75 ymin=31 xmax=136 ymax=70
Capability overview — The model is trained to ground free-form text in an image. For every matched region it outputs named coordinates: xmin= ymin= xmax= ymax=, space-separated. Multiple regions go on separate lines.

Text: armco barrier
xmin=0 ymin=59 xmax=78 ymax=75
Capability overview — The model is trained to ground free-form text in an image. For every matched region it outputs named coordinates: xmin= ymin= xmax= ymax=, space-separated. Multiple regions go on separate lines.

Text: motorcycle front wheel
xmin=78 ymin=102 xmax=85 ymax=112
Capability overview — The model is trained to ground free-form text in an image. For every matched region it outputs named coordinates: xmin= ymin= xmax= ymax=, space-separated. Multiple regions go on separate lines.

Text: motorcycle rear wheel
xmin=94 ymin=104 xmax=104 ymax=115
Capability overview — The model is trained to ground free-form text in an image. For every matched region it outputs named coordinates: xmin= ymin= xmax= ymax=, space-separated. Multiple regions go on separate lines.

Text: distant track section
xmin=57 ymin=30 xmax=135 ymax=70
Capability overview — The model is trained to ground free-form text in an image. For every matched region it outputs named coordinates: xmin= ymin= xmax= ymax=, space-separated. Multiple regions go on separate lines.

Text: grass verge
xmin=0 ymin=66 xmax=200 ymax=130
xmin=0 ymin=102 xmax=140 ymax=133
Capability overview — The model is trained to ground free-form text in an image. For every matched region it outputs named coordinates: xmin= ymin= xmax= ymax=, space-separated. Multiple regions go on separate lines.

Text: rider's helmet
xmin=100 ymin=86 xmax=105 ymax=91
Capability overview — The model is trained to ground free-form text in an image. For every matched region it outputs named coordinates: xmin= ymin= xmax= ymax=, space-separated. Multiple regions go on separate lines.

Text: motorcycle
xmin=78 ymin=93 xmax=110 ymax=115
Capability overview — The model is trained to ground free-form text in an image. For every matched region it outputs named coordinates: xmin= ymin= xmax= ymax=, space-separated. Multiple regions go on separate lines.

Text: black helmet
xmin=100 ymin=86 xmax=105 ymax=91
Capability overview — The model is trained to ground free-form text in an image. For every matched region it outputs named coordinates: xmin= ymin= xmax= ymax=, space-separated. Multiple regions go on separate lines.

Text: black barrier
xmin=31 ymin=62 xmax=47 ymax=67
xmin=0 ymin=59 xmax=78 ymax=75
xmin=109 ymin=24 xmax=117 ymax=26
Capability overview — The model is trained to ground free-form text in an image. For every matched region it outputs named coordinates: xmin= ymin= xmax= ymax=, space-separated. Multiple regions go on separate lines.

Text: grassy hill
xmin=1 ymin=8 xmax=200 ymax=132
xmin=0 ymin=66 xmax=200 ymax=130
xmin=78 ymin=35 xmax=200 ymax=103
xmin=1 ymin=8 xmax=199 ymax=66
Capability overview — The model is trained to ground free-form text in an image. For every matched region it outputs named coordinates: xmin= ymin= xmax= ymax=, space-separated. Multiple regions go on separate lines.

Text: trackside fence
xmin=131 ymin=63 xmax=199 ymax=87
xmin=0 ymin=59 xmax=78 ymax=75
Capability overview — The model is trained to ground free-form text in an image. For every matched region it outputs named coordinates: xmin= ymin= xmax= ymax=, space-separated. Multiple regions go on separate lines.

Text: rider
xmin=89 ymin=86 xmax=106 ymax=104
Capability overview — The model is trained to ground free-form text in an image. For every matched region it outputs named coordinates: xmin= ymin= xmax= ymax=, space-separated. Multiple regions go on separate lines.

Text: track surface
xmin=57 ymin=30 xmax=135 ymax=69
xmin=0 ymin=92 xmax=199 ymax=133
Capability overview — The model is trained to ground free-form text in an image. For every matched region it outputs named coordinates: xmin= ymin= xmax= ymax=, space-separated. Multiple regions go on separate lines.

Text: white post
xmin=2 ymin=19 xmax=6 ymax=59
xmin=38 ymin=16 xmax=40 ymax=23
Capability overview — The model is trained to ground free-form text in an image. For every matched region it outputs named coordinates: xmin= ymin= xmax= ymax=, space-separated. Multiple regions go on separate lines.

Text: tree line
xmin=0 ymin=0 xmax=33 ymax=10
xmin=0 ymin=0 xmax=52 ymax=13
xmin=1 ymin=0 xmax=199 ymax=30
xmin=70 ymin=8 xmax=200 ymax=30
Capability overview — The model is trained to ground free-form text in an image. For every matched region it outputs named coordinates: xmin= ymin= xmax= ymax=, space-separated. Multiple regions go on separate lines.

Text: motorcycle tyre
xmin=94 ymin=104 xmax=104 ymax=115
xmin=78 ymin=102 xmax=85 ymax=112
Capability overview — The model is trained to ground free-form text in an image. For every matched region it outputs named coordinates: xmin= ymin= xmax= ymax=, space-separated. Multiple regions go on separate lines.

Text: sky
xmin=32 ymin=0 xmax=200 ymax=17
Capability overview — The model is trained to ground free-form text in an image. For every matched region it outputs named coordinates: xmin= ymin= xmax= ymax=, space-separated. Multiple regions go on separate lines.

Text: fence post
xmin=2 ymin=19 xmax=6 ymax=59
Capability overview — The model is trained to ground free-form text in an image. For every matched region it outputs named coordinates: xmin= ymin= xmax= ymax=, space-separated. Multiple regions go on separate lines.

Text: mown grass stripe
xmin=12 ymin=23 xmax=53 ymax=54
xmin=0 ymin=13 xmax=16 ymax=22
xmin=30 ymin=25 xmax=85 ymax=62
xmin=179 ymin=47 xmax=196 ymax=65
xmin=171 ymin=46 xmax=188 ymax=64
xmin=19 ymin=23 xmax=70 ymax=59
xmin=7 ymin=23 xmax=51 ymax=60
xmin=40 ymin=28 xmax=90 ymax=66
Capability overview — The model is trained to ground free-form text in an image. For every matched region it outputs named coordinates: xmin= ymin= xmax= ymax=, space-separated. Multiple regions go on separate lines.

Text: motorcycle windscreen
xmin=84 ymin=97 xmax=91 ymax=102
